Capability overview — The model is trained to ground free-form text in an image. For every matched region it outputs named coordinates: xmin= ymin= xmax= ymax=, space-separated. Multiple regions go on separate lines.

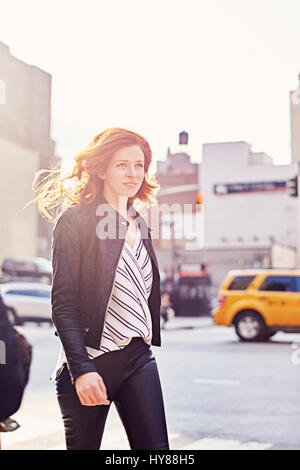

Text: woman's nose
xmin=127 ymin=166 xmax=137 ymax=177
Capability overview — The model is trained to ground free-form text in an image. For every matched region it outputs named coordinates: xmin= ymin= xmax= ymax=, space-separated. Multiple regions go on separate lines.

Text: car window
xmin=259 ymin=276 xmax=296 ymax=292
xmin=37 ymin=290 xmax=51 ymax=298
xmin=227 ymin=276 xmax=255 ymax=290
xmin=295 ymin=277 xmax=300 ymax=292
xmin=5 ymin=289 xmax=39 ymax=297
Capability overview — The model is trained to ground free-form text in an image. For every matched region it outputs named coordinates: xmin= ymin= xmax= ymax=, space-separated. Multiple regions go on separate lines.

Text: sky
xmin=0 ymin=0 xmax=299 ymax=171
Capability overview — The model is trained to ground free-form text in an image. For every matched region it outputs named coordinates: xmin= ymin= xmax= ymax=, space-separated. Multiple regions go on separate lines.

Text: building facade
xmin=0 ymin=41 xmax=58 ymax=262
xmin=290 ymin=75 xmax=300 ymax=164
xmin=154 ymin=134 xmax=203 ymax=279
xmin=201 ymin=141 xmax=297 ymax=250
xmin=154 ymin=137 xmax=298 ymax=296
xmin=0 ymin=135 xmax=39 ymax=261
xmin=290 ymin=75 xmax=300 ymax=266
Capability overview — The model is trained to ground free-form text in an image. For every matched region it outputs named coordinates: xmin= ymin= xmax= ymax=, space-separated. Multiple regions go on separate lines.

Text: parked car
xmin=1 ymin=257 xmax=51 ymax=283
xmin=213 ymin=269 xmax=300 ymax=341
xmin=0 ymin=282 xmax=52 ymax=325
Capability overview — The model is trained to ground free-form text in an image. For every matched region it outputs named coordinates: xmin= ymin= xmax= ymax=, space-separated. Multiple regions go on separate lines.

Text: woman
xmin=33 ymin=127 xmax=169 ymax=450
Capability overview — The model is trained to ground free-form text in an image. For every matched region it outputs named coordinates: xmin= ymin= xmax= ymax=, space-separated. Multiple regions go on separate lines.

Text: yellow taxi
xmin=213 ymin=269 xmax=300 ymax=341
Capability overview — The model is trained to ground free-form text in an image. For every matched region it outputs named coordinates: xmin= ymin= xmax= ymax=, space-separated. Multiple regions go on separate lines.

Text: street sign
xmin=214 ymin=181 xmax=286 ymax=195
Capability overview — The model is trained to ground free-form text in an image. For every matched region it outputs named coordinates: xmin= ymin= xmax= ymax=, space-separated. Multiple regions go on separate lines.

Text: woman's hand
xmin=75 ymin=372 xmax=111 ymax=406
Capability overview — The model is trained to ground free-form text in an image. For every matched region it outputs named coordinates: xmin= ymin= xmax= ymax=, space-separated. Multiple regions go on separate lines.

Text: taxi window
xmin=259 ymin=276 xmax=296 ymax=292
xmin=227 ymin=276 xmax=255 ymax=290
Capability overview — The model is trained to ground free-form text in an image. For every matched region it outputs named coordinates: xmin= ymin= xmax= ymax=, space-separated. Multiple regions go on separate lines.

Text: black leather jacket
xmin=51 ymin=193 xmax=161 ymax=384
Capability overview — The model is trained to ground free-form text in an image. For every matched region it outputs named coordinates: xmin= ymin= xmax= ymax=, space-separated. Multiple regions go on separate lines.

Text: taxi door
xmin=256 ymin=275 xmax=300 ymax=326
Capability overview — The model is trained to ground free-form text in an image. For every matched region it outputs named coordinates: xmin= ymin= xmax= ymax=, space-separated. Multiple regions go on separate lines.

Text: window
xmin=295 ymin=277 xmax=300 ymax=292
xmin=178 ymin=278 xmax=209 ymax=299
xmin=228 ymin=276 xmax=255 ymax=290
xmin=6 ymin=289 xmax=39 ymax=297
xmin=178 ymin=284 xmax=189 ymax=299
xmin=259 ymin=276 xmax=296 ymax=292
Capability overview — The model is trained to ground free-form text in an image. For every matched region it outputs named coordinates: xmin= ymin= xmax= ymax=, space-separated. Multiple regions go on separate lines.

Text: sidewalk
xmin=162 ymin=315 xmax=214 ymax=330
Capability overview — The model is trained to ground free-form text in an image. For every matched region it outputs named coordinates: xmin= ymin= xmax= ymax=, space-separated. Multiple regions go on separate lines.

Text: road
xmin=2 ymin=317 xmax=300 ymax=450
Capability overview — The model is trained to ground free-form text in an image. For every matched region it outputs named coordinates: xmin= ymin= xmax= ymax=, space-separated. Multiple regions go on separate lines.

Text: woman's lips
xmin=123 ymin=183 xmax=137 ymax=187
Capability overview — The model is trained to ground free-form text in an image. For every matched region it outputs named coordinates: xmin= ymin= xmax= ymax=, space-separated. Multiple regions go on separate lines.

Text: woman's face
xmin=100 ymin=145 xmax=145 ymax=200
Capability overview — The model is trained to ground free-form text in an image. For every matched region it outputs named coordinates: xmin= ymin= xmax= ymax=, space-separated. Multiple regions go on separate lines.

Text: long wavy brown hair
xmin=29 ymin=127 xmax=160 ymax=222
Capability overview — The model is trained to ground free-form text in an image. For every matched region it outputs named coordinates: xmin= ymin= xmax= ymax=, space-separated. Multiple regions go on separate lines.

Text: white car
xmin=0 ymin=282 xmax=52 ymax=325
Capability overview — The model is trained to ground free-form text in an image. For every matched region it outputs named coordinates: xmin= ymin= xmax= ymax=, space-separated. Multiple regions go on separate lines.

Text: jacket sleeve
xmin=51 ymin=208 xmax=97 ymax=384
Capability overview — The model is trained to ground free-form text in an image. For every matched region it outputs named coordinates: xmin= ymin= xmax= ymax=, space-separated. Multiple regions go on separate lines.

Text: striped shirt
xmin=86 ymin=224 xmax=153 ymax=357
xmin=50 ymin=224 xmax=153 ymax=382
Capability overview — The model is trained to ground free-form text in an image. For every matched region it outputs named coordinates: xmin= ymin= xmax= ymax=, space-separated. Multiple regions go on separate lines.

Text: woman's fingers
xmin=97 ymin=375 xmax=108 ymax=396
xmin=75 ymin=372 xmax=110 ymax=406
xmin=78 ymin=389 xmax=110 ymax=406
xmin=78 ymin=391 xmax=93 ymax=406
xmin=90 ymin=381 xmax=110 ymax=405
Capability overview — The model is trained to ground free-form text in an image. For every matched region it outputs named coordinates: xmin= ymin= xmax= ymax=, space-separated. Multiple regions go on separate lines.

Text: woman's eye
xmin=117 ymin=163 xmax=144 ymax=168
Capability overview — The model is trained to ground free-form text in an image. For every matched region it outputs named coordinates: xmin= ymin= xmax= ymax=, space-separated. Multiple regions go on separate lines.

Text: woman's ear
xmin=98 ymin=172 xmax=106 ymax=181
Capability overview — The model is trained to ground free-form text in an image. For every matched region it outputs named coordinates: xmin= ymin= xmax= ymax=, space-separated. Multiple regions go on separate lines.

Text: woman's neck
xmin=103 ymin=188 xmax=129 ymax=220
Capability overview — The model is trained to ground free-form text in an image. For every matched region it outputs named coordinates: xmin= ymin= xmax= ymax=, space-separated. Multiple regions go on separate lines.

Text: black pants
xmin=55 ymin=338 xmax=169 ymax=450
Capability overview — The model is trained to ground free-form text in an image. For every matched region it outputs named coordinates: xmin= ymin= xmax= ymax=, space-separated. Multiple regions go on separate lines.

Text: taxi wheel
xmin=234 ymin=311 xmax=267 ymax=342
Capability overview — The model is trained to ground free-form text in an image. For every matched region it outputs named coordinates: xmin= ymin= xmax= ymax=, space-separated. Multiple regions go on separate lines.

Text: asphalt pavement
xmin=1 ymin=315 xmax=214 ymax=451
xmin=2 ymin=315 xmax=299 ymax=450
